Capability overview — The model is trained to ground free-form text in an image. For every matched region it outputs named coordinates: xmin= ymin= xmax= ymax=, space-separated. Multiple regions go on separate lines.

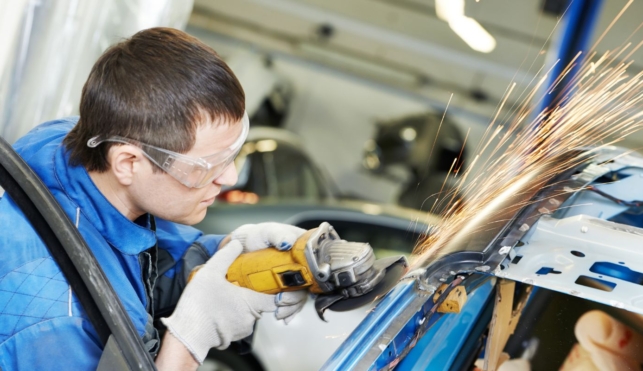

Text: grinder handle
xmin=225 ymin=247 xmax=314 ymax=294
xmin=188 ymin=229 xmax=321 ymax=294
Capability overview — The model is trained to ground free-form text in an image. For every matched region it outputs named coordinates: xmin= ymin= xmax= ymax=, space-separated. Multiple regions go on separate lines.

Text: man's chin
xmin=184 ymin=209 xmax=208 ymax=226
xmin=158 ymin=203 xmax=210 ymax=225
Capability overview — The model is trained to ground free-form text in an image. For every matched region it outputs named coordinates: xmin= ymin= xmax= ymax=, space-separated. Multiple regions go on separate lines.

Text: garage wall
xmin=0 ymin=0 xmax=196 ymax=143
xmin=189 ymin=25 xmax=493 ymax=205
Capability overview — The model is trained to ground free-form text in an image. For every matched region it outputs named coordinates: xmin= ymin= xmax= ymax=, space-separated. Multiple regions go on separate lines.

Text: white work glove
xmin=231 ymin=222 xmax=306 ymax=252
xmin=566 ymin=310 xmax=643 ymax=371
xmin=161 ymin=240 xmax=308 ymax=364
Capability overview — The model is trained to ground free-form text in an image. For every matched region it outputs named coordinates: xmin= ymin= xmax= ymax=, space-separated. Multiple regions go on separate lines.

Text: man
xmin=0 ymin=28 xmax=307 ymax=370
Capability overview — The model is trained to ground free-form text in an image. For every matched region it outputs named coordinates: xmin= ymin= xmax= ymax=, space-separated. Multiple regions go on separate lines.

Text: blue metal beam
xmin=537 ymin=0 xmax=604 ymax=115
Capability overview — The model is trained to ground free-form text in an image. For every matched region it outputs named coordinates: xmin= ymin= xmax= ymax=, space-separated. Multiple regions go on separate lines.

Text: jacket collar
xmin=53 ymin=144 xmax=157 ymax=255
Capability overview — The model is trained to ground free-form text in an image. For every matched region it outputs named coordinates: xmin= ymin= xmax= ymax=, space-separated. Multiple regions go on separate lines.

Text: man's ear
xmin=109 ymin=145 xmax=145 ymax=186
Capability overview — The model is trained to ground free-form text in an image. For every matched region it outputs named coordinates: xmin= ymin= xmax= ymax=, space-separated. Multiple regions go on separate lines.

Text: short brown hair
xmin=64 ymin=27 xmax=245 ymax=172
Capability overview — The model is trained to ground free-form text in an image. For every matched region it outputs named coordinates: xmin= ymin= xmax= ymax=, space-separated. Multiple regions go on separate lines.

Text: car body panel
xmin=394 ymin=279 xmax=494 ymax=370
xmin=324 ymin=147 xmax=643 ymax=370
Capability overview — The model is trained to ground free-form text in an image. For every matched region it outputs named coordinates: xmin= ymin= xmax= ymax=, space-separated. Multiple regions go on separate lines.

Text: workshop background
xmin=0 ymin=0 xmax=643 ymax=210
xmin=2 ymin=0 xmax=642 ymax=209
xmin=2 ymin=1 xmax=643 ymax=371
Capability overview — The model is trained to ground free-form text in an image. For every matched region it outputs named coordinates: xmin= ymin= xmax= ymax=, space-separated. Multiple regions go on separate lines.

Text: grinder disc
xmin=314 ymin=255 xmax=408 ymax=319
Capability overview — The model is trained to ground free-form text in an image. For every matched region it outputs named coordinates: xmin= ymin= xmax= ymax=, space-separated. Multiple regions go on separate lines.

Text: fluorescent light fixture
xmin=436 ymin=0 xmax=464 ymax=22
xmin=449 ymin=16 xmax=497 ymax=53
xmin=435 ymin=0 xmax=496 ymax=53
xmin=299 ymin=43 xmax=419 ymax=86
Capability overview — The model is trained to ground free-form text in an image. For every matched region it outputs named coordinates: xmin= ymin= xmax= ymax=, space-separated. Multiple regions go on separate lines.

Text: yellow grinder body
xmin=225 ymin=229 xmax=325 ymax=294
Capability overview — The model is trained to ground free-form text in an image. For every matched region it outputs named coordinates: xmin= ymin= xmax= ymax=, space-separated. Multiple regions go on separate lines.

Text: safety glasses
xmin=87 ymin=112 xmax=249 ymax=188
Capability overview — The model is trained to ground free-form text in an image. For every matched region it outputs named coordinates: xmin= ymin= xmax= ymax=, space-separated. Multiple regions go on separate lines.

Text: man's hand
xmin=231 ymin=222 xmax=306 ymax=252
xmin=160 ymin=240 xmax=306 ymax=364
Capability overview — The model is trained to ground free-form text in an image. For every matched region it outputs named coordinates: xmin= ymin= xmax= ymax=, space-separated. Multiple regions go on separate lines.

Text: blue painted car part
xmin=324 ymin=159 xmax=592 ymax=370
xmin=320 ymin=279 xmax=420 ymax=370
xmin=494 ymin=152 xmax=643 ymax=316
xmin=321 ymin=275 xmax=493 ymax=371
xmin=395 ymin=279 xmax=495 ymax=370
xmin=535 ymin=267 xmax=561 ymax=275
xmin=589 ymin=262 xmax=643 ymax=285
xmin=449 ymin=296 xmax=494 ymax=371
xmin=372 ymin=275 xmax=466 ymax=370
xmin=326 ymin=151 xmax=640 ymax=369
xmin=557 ymin=167 xmax=643 ymax=220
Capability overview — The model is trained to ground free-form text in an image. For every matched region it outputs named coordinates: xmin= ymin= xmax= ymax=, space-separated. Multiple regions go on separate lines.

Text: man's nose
xmin=215 ymin=163 xmax=238 ymax=186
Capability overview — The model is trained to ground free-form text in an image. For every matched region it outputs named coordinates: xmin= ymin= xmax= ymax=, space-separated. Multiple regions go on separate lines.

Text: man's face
xmin=130 ymin=117 xmax=242 ymax=225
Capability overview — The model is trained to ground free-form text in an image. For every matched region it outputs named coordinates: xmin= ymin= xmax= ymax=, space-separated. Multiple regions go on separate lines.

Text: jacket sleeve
xmin=0 ymin=317 xmax=102 ymax=371
xmin=153 ymin=218 xmax=226 ymax=318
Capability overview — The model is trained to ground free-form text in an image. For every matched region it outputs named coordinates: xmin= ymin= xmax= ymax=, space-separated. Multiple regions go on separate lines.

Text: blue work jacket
xmin=0 ymin=118 xmax=226 ymax=370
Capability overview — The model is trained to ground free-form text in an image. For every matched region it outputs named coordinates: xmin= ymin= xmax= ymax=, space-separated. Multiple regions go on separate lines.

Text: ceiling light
xmin=448 ymin=16 xmax=496 ymax=53
xmin=299 ymin=43 xmax=419 ymax=86
xmin=435 ymin=0 xmax=496 ymax=54
xmin=435 ymin=0 xmax=465 ymax=21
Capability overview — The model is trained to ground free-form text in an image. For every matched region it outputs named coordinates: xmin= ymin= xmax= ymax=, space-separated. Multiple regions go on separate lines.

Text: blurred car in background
xmin=216 ymin=126 xmax=338 ymax=206
xmin=363 ymin=112 xmax=466 ymax=214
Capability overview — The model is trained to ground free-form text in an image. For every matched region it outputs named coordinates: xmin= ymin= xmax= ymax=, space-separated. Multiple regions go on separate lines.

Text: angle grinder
xmin=194 ymin=222 xmax=408 ymax=320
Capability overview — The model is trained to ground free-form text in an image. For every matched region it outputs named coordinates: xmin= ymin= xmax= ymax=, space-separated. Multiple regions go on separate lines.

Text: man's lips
xmin=202 ymin=196 xmax=216 ymax=205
